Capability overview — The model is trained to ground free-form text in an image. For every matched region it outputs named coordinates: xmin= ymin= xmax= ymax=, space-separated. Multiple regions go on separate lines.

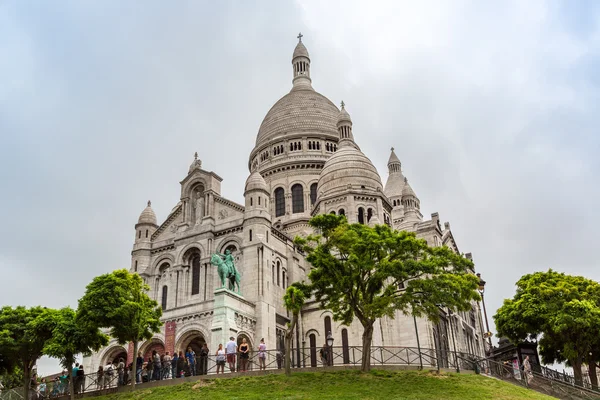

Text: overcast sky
xmin=1 ymin=0 xmax=599 ymax=375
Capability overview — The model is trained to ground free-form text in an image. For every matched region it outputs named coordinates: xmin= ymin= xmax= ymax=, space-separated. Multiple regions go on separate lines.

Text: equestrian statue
xmin=210 ymin=249 xmax=241 ymax=293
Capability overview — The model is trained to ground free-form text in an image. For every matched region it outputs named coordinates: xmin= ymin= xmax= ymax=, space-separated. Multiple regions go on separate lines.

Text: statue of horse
xmin=210 ymin=253 xmax=241 ymax=293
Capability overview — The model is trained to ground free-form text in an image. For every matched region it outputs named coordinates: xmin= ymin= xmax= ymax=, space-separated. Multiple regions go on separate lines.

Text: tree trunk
xmin=67 ymin=363 xmax=74 ymax=400
xmin=22 ymin=362 xmax=30 ymax=400
xmin=285 ymin=313 xmax=298 ymax=377
xmin=360 ymin=322 xmax=374 ymax=373
xmin=572 ymin=358 xmax=584 ymax=387
xmin=131 ymin=341 xmax=138 ymax=391
xmin=588 ymin=361 xmax=598 ymax=390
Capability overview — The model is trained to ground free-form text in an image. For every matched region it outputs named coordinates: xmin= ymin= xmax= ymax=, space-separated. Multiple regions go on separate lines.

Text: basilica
xmin=84 ymin=36 xmax=486 ymax=371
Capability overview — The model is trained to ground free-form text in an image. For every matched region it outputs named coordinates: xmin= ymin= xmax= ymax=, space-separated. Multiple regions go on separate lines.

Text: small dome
xmin=318 ymin=146 xmax=383 ymax=199
xmin=138 ymin=200 xmax=157 ymax=225
xmin=188 ymin=152 xmax=202 ymax=174
xmin=245 ymin=171 xmax=268 ymax=193
xmin=337 ymin=102 xmax=352 ymax=125
xmin=293 ymin=41 xmax=309 ymax=60
xmin=402 ymin=178 xmax=417 ymax=198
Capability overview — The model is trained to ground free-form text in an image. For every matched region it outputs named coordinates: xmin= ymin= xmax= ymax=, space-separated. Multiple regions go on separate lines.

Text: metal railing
xmin=5 ymin=346 xmax=599 ymax=400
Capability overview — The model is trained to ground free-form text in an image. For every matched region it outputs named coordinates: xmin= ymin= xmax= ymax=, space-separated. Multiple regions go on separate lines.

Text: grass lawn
xmin=98 ymin=370 xmax=555 ymax=400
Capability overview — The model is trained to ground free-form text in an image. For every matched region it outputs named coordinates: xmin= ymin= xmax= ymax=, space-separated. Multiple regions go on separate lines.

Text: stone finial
xmin=391 ymin=147 xmax=394 ymax=152
xmin=340 ymin=100 xmax=345 ymax=109
xmin=297 ymin=32 xmax=303 ymax=42
xmin=194 ymin=152 xmax=198 ymax=160
xmin=147 ymin=200 xmax=151 ymax=207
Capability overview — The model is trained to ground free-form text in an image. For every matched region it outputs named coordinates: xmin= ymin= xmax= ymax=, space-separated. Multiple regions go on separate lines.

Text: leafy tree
xmin=294 ymin=214 xmax=479 ymax=372
xmin=77 ymin=269 xmax=162 ymax=389
xmin=0 ymin=366 xmax=23 ymax=389
xmin=0 ymin=306 xmax=57 ymax=400
xmin=283 ymin=283 xmax=310 ymax=376
xmin=494 ymin=270 xmax=600 ymax=386
xmin=35 ymin=307 xmax=108 ymax=400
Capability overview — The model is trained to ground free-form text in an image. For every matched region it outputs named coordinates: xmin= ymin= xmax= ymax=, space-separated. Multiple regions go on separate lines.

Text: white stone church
xmin=85 ymin=36 xmax=486 ymax=371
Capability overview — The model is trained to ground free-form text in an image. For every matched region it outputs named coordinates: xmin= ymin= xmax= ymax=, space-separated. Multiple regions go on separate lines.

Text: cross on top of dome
xmin=297 ymin=32 xmax=303 ymax=42
xmin=341 ymin=100 xmax=345 ymax=109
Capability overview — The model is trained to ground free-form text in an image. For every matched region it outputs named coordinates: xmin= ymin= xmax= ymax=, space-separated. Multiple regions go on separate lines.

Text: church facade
xmin=84 ymin=36 xmax=486 ymax=371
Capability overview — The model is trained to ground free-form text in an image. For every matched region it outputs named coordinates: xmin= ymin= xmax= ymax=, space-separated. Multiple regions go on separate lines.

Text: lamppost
xmin=477 ymin=273 xmax=493 ymax=351
xmin=326 ymin=331 xmax=334 ymax=366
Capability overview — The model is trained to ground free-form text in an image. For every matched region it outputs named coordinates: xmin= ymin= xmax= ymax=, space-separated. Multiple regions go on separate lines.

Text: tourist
xmin=226 ymin=336 xmax=237 ymax=372
xmin=72 ymin=363 xmax=79 ymax=393
xmin=152 ymin=350 xmax=161 ymax=381
xmin=276 ymin=350 xmax=283 ymax=369
xmin=38 ymin=378 xmax=46 ymax=399
xmin=320 ymin=343 xmax=329 ymax=367
xmin=258 ymin=338 xmax=267 ymax=371
xmin=105 ymin=361 xmax=114 ymax=387
xmin=239 ymin=338 xmax=250 ymax=372
xmin=215 ymin=344 xmax=226 ymax=374
xmin=199 ymin=344 xmax=209 ymax=375
xmin=162 ymin=351 xmax=172 ymax=379
xmin=145 ymin=356 xmax=153 ymax=381
xmin=51 ymin=377 xmax=61 ymax=397
xmin=136 ymin=352 xmax=143 ymax=383
xmin=76 ymin=364 xmax=85 ymax=393
xmin=185 ymin=347 xmax=196 ymax=376
xmin=523 ymin=356 xmax=533 ymax=384
xmin=58 ymin=370 xmax=69 ymax=395
xmin=96 ymin=366 xmax=104 ymax=390
xmin=115 ymin=357 xmax=124 ymax=386
xmin=177 ymin=351 xmax=185 ymax=378
xmin=171 ymin=352 xmax=178 ymax=379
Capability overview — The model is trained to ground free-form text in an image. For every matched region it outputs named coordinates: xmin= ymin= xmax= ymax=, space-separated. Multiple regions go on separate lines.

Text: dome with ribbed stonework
xmin=255 ymin=89 xmax=339 ymax=146
xmin=138 ymin=200 xmax=157 ymax=225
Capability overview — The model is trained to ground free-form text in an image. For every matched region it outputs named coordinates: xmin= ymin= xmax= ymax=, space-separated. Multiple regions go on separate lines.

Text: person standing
xmin=239 ymin=338 xmax=250 ymax=372
xmin=152 ymin=351 xmax=161 ymax=381
xmin=171 ymin=352 xmax=178 ymax=379
xmin=523 ymin=356 xmax=533 ymax=384
xmin=117 ymin=358 xmax=125 ymax=386
xmin=320 ymin=343 xmax=329 ymax=367
xmin=185 ymin=347 xmax=196 ymax=376
xmin=96 ymin=366 xmax=104 ymax=390
xmin=215 ymin=344 xmax=226 ymax=374
xmin=177 ymin=351 xmax=185 ymax=378
xmin=76 ymin=364 xmax=85 ymax=393
xmin=226 ymin=337 xmax=237 ymax=373
xmin=71 ymin=363 xmax=79 ymax=394
xmin=258 ymin=338 xmax=267 ymax=371
xmin=199 ymin=344 xmax=209 ymax=375
xmin=162 ymin=352 xmax=172 ymax=379
xmin=136 ymin=352 xmax=143 ymax=383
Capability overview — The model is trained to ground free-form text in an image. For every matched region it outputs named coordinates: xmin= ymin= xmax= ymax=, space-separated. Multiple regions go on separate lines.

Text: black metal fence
xmin=5 ymin=346 xmax=600 ymax=400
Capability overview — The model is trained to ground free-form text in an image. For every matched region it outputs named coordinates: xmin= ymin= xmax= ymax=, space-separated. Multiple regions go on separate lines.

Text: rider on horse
xmin=217 ymin=249 xmax=238 ymax=279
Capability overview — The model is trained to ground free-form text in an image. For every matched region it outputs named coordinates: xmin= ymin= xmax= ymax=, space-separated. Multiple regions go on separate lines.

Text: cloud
xmin=0 ymin=0 xmax=599 ymax=374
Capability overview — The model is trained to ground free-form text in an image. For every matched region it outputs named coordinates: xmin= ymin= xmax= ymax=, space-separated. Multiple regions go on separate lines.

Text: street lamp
xmin=477 ymin=273 xmax=493 ymax=350
xmin=326 ymin=331 xmax=334 ymax=366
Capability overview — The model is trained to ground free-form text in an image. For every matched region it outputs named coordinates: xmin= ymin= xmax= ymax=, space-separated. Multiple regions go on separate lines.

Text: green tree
xmin=0 ymin=306 xmax=57 ymax=400
xmin=36 ymin=307 xmax=108 ymax=400
xmin=77 ymin=269 xmax=162 ymax=390
xmin=0 ymin=366 xmax=23 ymax=390
xmin=283 ymin=283 xmax=310 ymax=376
xmin=494 ymin=270 xmax=600 ymax=386
xmin=294 ymin=214 xmax=479 ymax=372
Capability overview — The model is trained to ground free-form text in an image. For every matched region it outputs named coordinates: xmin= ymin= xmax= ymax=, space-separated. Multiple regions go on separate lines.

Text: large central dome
xmin=255 ymin=88 xmax=339 ymax=146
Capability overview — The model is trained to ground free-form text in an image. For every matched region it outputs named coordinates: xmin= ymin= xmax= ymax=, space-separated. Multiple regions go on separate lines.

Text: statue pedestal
xmin=210 ymin=288 xmax=256 ymax=348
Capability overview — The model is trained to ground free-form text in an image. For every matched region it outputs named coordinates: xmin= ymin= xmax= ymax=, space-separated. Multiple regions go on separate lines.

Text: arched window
xmin=291 ymin=184 xmax=304 ymax=213
xmin=282 ymin=270 xmax=286 ymax=288
xmin=134 ymin=260 xmax=138 ymax=272
xmin=191 ymin=254 xmax=201 ymax=295
xmin=272 ymin=263 xmax=275 ymax=284
xmin=161 ymin=286 xmax=168 ymax=311
xmin=250 ymin=197 xmax=253 ymax=206
xmin=342 ymin=329 xmax=350 ymax=364
xmin=277 ymin=260 xmax=281 ymax=287
xmin=309 ymin=334 xmax=317 ymax=367
xmin=145 ymin=229 xmax=148 ymax=238
xmin=330 ymin=211 xmax=336 ymax=215
xmin=138 ymin=230 xmax=141 ymax=239
xmin=310 ymin=183 xmax=318 ymax=205
xmin=249 ymin=229 xmax=253 ymax=241
xmin=274 ymin=188 xmax=285 ymax=217
xmin=258 ymin=197 xmax=261 ymax=205
xmin=358 ymin=207 xmax=365 ymax=224
xmin=367 ymin=208 xmax=373 ymax=222
xmin=339 ymin=209 xmax=345 ymax=216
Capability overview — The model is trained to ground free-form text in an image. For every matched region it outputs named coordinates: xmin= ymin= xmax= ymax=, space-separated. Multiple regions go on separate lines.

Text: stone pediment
xmin=151 ymin=205 xmax=182 ymax=242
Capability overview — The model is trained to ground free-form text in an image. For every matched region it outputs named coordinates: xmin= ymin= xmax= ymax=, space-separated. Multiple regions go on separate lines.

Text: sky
xmin=1 ymin=0 xmax=599 ymax=376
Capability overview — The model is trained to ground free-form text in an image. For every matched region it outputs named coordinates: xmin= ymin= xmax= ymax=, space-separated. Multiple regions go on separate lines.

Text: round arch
xmin=304 ymin=329 xmax=320 ymax=339
xmin=98 ymin=344 xmax=128 ymax=367
xmin=151 ymin=254 xmax=175 ymax=276
xmin=139 ymin=337 xmax=166 ymax=361
xmin=176 ymin=243 xmax=205 ymax=266
xmin=217 ymin=237 xmax=242 ymax=254
xmin=174 ymin=325 xmax=210 ymax=355
xmin=181 ymin=178 xmax=207 ymax=200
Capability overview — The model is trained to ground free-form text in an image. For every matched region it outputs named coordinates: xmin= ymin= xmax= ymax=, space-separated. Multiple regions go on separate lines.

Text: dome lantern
xmin=337 ymin=101 xmax=356 ymax=147
xmin=137 ymin=200 xmax=157 ymax=225
xmin=292 ymin=33 xmax=312 ymax=90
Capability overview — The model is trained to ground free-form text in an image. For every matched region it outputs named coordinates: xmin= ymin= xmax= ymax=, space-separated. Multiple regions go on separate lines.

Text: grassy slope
xmin=100 ymin=370 xmax=554 ymax=400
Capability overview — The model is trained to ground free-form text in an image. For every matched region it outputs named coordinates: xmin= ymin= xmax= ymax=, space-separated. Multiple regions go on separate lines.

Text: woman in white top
xmin=215 ymin=344 xmax=226 ymax=374
xmin=258 ymin=338 xmax=267 ymax=370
